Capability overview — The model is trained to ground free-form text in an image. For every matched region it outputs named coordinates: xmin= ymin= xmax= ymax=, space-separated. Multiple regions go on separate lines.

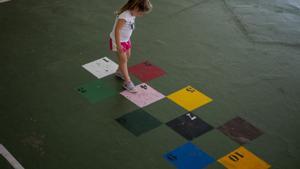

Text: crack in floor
xmin=221 ymin=0 xmax=300 ymax=48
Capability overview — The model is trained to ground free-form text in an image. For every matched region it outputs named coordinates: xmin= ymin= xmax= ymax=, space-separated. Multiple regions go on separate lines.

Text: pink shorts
xmin=109 ymin=38 xmax=131 ymax=52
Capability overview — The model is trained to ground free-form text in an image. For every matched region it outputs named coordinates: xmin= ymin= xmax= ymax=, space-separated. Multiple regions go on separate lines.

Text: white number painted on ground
xmin=186 ymin=113 xmax=197 ymax=120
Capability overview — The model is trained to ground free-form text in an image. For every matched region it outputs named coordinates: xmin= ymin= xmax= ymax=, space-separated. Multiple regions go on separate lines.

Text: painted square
xmin=116 ymin=109 xmax=162 ymax=136
xmin=82 ymin=57 xmax=118 ymax=79
xmin=218 ymin=117 xmax=263 ymax=144
xmin=76 ymin=79 xmax=118 ymax=103
xmin=218 ymin=146 xmax=271 ymax=169
xmin=128 ymin=61 xmax=166 ymax=82
xmin=120 ymin=83 xmax=165 ymax=108
xmin=167 ymin=86 xmax=212 ymax=111
xmin=166 ymin=113 xmax=213 ymax=140
xmin=163 ymin=142 xmax=214 ymax=169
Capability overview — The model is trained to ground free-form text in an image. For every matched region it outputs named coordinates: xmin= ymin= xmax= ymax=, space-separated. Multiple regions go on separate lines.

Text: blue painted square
xmin=163 ymin=142 xmax=214 ymax=169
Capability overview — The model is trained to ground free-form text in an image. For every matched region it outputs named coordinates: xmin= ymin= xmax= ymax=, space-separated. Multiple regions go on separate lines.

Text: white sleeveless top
xmin=110 ymin=10 xmax=136 ymax=42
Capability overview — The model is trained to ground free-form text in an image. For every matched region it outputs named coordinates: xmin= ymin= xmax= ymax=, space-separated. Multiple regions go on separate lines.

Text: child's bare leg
xmin=116 ymin=52 xmax=121 ymax=72
xmin=116 ymin=48 xmax=130 ymax=72
xmin=116 ymin=48 xmax=131 ymax=75
xmin=126 ymin=48 xmax=131 ymax=60
xmin=117 ymin=52 xmax=131 ymax=82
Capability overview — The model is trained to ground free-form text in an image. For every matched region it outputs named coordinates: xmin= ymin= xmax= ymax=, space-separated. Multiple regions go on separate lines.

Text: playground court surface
xmin=0 ymin=0 xmax=300 ymax=168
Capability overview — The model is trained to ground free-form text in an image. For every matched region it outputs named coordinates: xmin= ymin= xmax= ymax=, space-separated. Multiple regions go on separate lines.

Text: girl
xmin=109 ymin=0 xmax=152 ymax=93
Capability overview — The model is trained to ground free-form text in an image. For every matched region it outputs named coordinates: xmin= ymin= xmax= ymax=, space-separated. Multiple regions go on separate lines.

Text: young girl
xmin=109 ymin=0 xmax=152 ymax=93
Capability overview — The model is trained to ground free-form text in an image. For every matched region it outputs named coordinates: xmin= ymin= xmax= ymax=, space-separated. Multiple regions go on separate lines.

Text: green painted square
xmin=0 ymin=156 xmax=14 ymax=169
xmin=75 ymin=79 xmax=119 ymax=103
xmin=116 ymin=109 xmax=162 ymax=136
xmin=144 ymin=98 xmax=186 ymax=123
xmin=192 ymin=130 xmax=240 ymax=159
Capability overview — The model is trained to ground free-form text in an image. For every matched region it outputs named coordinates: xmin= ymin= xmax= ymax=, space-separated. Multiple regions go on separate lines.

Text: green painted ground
xmin=0 ymin=0 xmax=300 ymax=168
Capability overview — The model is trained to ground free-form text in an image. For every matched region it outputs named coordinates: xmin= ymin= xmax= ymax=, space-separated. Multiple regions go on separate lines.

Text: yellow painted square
xmin=218 ymin=146 xmax=271 ymax=169
xmin=167 ymin=86 xmax=212 ymax=111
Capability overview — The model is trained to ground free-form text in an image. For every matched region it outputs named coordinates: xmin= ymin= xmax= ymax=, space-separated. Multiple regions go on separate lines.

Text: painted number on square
xmin=120 ymin=83 xmax=165 ymax=108
xmin=82 ymin=57 xmax=118 ymax=79
xmin=218 ymin=146 xmax=271 ymax=169
xmin=167 ymin=86 xmax=212 ymax=111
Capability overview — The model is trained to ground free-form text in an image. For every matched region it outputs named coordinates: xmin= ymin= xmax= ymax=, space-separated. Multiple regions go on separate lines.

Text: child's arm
xmin=115 ymin=19 xmax=126 ymax=53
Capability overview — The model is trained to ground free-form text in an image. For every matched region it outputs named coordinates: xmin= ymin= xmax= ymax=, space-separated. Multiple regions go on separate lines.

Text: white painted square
xmin=82 ymin=57 xmax=118 ymax=79
xmin=120 ymin=83 xmax=165 ymax=108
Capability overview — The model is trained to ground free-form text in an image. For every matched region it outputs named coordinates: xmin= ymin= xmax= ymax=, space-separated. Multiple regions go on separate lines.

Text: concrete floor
xmin=0 ymin=0 xmax=300 ymax=168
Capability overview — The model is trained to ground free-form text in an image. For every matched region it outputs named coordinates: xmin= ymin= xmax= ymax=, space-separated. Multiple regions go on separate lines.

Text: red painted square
xmin=129 ymin=61 xmax=166 ymax=82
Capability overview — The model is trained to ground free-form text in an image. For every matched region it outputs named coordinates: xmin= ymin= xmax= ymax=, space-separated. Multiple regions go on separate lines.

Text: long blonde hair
xmin=116 ymin=0 xmax=152 ymax=15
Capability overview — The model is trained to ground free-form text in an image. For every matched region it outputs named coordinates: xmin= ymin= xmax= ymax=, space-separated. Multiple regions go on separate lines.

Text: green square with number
xmin=116 ymin=109 xmax=162 ymax=136
xmin=76 ymin=79 xmax=119 ymax=103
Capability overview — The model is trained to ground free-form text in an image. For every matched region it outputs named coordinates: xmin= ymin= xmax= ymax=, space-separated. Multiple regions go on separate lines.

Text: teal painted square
xmin=76 ymin=79 xmax=118 ymax=103
xmin=116 ymin=109 xmax=162 ymax=136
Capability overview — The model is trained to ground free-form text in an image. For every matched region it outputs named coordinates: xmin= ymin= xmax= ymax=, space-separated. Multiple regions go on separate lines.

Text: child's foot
xmin=115 ymin=70 xmax=125 ymax=80
xmin=123 ymin=81 xmax=137 ymax=93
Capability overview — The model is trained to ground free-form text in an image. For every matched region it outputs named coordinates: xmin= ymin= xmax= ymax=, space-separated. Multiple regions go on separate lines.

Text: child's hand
xmin=117 ymin=45 xmax=125 ymax=53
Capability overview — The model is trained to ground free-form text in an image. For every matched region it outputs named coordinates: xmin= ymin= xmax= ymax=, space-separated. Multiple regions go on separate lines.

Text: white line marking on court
xmin=0 ymin=144 xmax=25 ymax=169
xmin=0 ymin=0 xmax=11 ymax=3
